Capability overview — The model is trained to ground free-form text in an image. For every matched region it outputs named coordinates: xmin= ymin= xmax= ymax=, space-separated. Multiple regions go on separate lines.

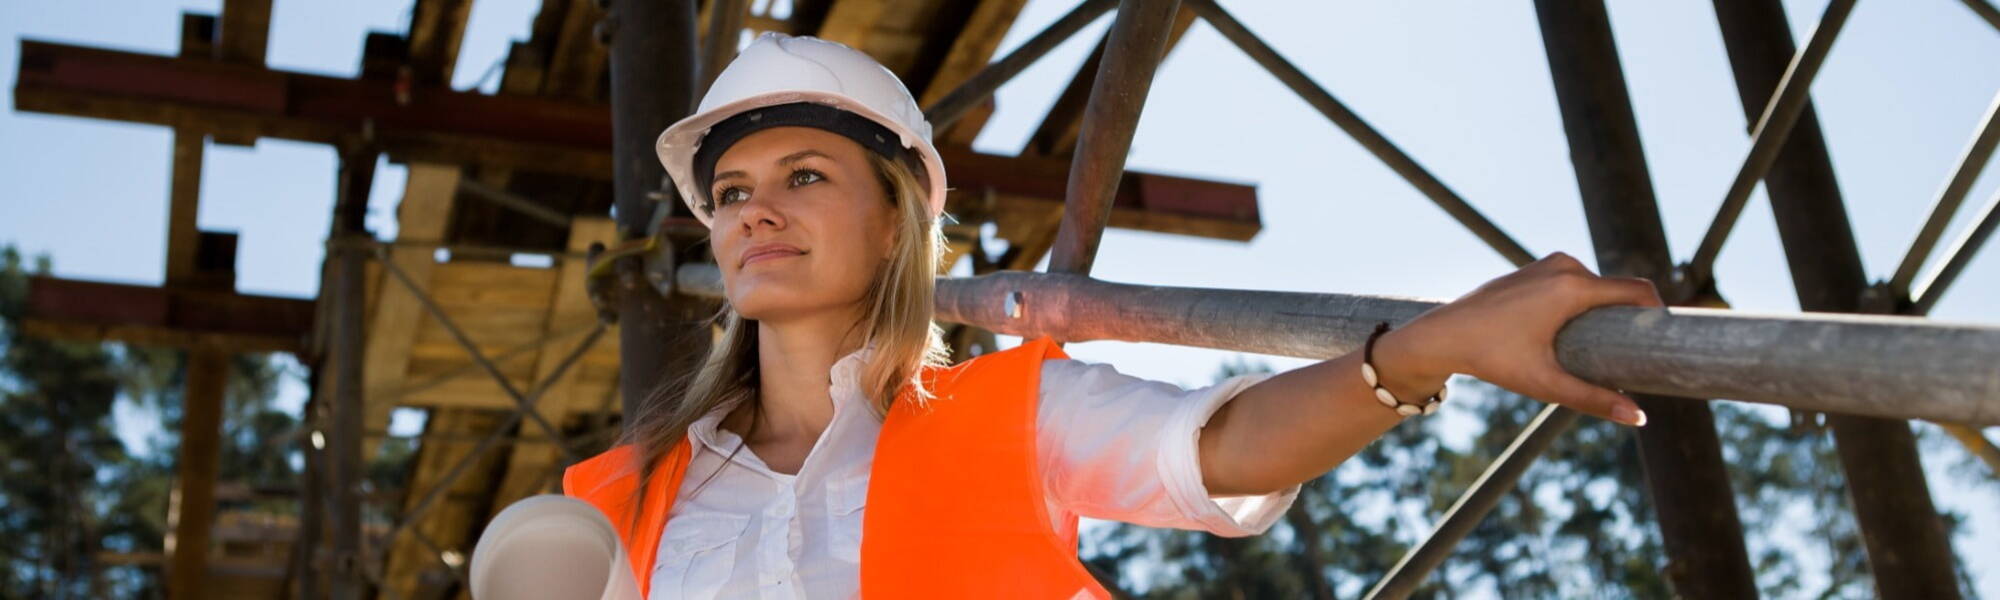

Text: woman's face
xmin=707 ymin=126 xmax=897 ymax=322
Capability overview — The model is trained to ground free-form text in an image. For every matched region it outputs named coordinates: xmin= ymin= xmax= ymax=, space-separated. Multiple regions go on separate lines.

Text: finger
xmin=1583 ymin=276 xmax=1666 ymax=308
xmin=1535 ymin=363 xmax=1647 ymax=427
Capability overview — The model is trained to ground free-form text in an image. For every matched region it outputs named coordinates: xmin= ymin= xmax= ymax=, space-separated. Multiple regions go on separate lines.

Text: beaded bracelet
xmin=1361 ymin=322 xmax=1448 ymax=417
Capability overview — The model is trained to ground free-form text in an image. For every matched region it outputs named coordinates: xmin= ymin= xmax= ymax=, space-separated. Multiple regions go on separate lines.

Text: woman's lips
xmin=741 ymin=248 xmax=803 ymax=266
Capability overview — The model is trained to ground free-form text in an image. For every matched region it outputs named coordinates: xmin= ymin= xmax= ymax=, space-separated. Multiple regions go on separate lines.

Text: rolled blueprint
xmin=470 ymin=495 xmax=641 ymax=600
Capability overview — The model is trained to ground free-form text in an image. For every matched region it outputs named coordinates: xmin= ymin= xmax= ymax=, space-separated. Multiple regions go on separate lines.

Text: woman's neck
xmin=733 ymin=309 xmax=868 ymax=455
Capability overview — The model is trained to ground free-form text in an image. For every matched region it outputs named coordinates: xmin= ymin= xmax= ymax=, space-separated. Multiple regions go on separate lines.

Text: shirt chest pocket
xmin=653 ymin=513 xmax=750 ymax=599
xmin=824 ymin=473 xmax=870 ymax=564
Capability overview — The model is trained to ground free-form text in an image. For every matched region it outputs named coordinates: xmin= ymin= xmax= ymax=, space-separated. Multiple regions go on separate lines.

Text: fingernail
xmin=1614 ymin=404 xmax=1647 ymax=427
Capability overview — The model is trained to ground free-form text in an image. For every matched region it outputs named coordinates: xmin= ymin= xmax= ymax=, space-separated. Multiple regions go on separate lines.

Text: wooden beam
xmin=918 ymin=0 xmax=1031 ymax=144
xmin=216 ymin=0 xmax=271 ymax=64
xmin=361 ymin=163 xmax=461 ymax=463
xmin=541 ymin=0 xmax=610 ymax=99
xmin=382 ymin=408 xmax=512 ymax=596
xmin=486 ymin=218 xmax=618 ymax=517
xmin=816 ymin=0 xmax=891 ymax=52
xmin=940 ymin=147 xmax=1261 ymax=241
xmin=14 ymin=40 xmax=613 ymax=177
xmin=21 ymin=276 xmax=314 ymax=353
xmin=167 ymin=347 xmax=229 ymax=599
xmin=408 ymin=0 xmax=474 ymax=85
xmin=1023 ymin=5 xmax=1195 ymax=158
xmin=166 ymin=130 xmax=204 ymax=286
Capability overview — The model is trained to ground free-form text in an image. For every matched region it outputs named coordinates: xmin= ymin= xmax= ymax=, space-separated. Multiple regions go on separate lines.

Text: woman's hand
xmin=1377 ymin=251 xmax=1666 ymax=426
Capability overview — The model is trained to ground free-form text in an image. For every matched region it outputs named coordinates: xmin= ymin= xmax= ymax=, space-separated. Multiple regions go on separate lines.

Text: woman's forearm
xmin=1198 ymin=327 xmax=1448 ymax=496
xmin=1196 ymin=252 xmax=1661 ymax=497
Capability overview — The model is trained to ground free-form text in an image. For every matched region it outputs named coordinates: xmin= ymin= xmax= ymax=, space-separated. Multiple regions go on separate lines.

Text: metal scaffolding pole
xmin=1687 ymin=0 xmax=1858 ymax=287
xmin=1048 ymin=0 xmax=1182 ymax=276
xmin=1892 ymin=90 xmax=1999 ymax=296
xmin=667 ymin=265 xmax=2000 ymax=424
xmin=924 ymin=0 xmax=1117 ymax=129
xmin=608 ymin=0 xmax=709 ymax=417
xmin=1535 ymin=3 xmax=1758 ymax=597
xmin=1913 ymin=186 xmax=2000 ymax=315
xmin=1714 ymin=2 xmax=1964 ymax=596
xmin=326 ymin=145 xmax=376 ymax=600
xmin=1186 ymin=0 xmax=1537 ymax=267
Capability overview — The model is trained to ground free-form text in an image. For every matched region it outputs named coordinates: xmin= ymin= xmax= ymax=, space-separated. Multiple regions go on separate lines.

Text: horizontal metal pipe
xmin=938 ymin=270 xmax=2000 ymax=425
xmin=922 ymin=0 xmax=1117 ymax=129
xmin=1688 ymin=0 xmax=1857 ymax=283
xmin=669 ymin=266 xmax=2000 ymax=424
xmin=1897 ymin=90 xmax=2000 ymax=296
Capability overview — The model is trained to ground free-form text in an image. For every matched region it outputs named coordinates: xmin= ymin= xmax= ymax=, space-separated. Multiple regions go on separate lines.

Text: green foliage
xmin=0 ymin=244 xmax=307 ymax=598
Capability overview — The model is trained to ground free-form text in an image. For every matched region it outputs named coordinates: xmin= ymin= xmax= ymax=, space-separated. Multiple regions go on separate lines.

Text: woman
xmin=565 ymin=33 xmax=1662 ymax=600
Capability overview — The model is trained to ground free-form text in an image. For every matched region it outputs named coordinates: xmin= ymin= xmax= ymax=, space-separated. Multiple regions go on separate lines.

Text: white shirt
xmin=650 ymin=343 xmax=1301 ymax=599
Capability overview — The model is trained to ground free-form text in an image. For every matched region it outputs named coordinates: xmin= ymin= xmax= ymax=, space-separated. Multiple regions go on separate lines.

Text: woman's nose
xmin=736 ymin=189 xmax=787 ymax=231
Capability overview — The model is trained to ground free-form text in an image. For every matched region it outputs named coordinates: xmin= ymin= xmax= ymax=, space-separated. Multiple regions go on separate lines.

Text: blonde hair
xmin=615 ymin=151 xmax=950 ymax=527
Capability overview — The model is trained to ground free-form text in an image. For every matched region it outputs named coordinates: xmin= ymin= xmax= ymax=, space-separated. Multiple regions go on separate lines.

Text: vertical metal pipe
xmin=700 ymin=0 xmax=745 ymax=94
xmin=1046 ymin=0 xmax=1182 ymax=276
xmin=1714 ymin=2 xmax=1965 ymax=596
xmin=1187 ymin=0 xmax=1537 ymax=268
xmin=608 ymin=0 xmax=707 ymax=417
xmin=327 ymin=147 xmax=375 ymax=600
xmin=1688 ymin=0 xmax=1859 ymax=285
xmin=1534 ymin=3 xmax=1759 ymax=598
xmin=1892 ymin=91 xmax=1999 ymax=295
xmin=924 ymin=0 xmax=1118 ymax=129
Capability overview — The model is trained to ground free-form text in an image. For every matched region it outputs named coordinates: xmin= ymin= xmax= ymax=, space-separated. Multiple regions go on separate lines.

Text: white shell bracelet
xmin=1362 ymin=321 xmax=1447 ymax=417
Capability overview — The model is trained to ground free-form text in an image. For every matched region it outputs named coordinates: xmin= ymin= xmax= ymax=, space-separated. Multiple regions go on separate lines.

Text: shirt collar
xmin=686 ymin=340 xmax=879 ymax=452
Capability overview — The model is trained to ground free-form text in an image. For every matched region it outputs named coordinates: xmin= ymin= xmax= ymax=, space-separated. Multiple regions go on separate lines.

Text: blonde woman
xmin=564 ymin=33 xmax=1662 ymax=600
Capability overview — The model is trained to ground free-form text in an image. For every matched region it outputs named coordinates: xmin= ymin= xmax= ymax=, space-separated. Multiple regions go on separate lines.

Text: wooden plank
xmin=918 ymin=0 xmax=1030 ymax=143
xmin=541 ymin=0 xmax=610 ymax=99
xmin=382 ymin=409 xmax=512 ymax=597
xmin=166 ymin=130 xmax=204 ymax=286
xmin=361 ymin=163 xmax=461 ymax=463
xmin=816 ymin=0 xmax=891 ymax=52
xmin=167 ymin=348 xmax=228 ymax=599
xmin=408 ymin=0 xmax=475 ymax=85
xmin=216 ymin=0 xmax=271 ymax=64
xmin=487 ymin=218 xmax=618 ymax=516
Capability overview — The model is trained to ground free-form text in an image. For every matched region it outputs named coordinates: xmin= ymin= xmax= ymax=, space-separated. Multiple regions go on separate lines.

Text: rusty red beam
xmin=21 ymin=276 xmax=315 ymax=353
xmin=938 ymin=148 xmax=1261 ymax=240
xmin=14 ymin=40 xmax=1262 ymax=230
xmin=15 ymin=40 xmax=611 ymax=175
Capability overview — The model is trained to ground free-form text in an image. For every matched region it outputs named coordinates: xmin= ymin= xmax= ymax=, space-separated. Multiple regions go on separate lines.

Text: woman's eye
xmin=789 ymin=169 xmax=825 ymax=187
xmin=715 ymin=187 xmax=749 ymax=206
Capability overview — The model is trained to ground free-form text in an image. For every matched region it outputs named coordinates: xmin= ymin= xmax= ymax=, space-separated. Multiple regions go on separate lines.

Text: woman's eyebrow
xmin=779 ymin=149 xmax=830 ymax=164
xmin=713 ymin=149 xmax=830 ymax=184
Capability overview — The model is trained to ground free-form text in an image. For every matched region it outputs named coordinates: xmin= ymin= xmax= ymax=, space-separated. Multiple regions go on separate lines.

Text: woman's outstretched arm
xmin=1197 ymin=251 xmax=1666 ymax=496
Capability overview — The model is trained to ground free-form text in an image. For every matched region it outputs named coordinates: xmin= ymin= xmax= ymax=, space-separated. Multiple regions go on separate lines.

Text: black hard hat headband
xmin=691 ymin=102 xmax=910 ymax=206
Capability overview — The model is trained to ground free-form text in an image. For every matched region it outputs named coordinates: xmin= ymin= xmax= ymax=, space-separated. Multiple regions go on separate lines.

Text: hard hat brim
xmin=656 ymin=90 xmax=949 ymax=229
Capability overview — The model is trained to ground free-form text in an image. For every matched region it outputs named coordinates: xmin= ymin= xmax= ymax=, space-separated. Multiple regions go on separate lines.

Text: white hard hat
xmin=655 ymin=32 xmax=949 ymax=228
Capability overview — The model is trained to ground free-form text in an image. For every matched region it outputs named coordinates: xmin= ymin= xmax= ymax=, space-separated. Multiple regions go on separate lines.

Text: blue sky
xmin=3 ymin=0 xmax=1996 ymax=595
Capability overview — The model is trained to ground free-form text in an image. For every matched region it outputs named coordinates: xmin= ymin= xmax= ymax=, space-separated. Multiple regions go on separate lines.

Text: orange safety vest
xmin=561 ymin=335 xmax=1110 ymax=599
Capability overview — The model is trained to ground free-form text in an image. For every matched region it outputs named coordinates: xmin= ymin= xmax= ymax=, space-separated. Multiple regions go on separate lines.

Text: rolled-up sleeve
xmin=1036 ymin=358 xmax=1300 ymax=537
